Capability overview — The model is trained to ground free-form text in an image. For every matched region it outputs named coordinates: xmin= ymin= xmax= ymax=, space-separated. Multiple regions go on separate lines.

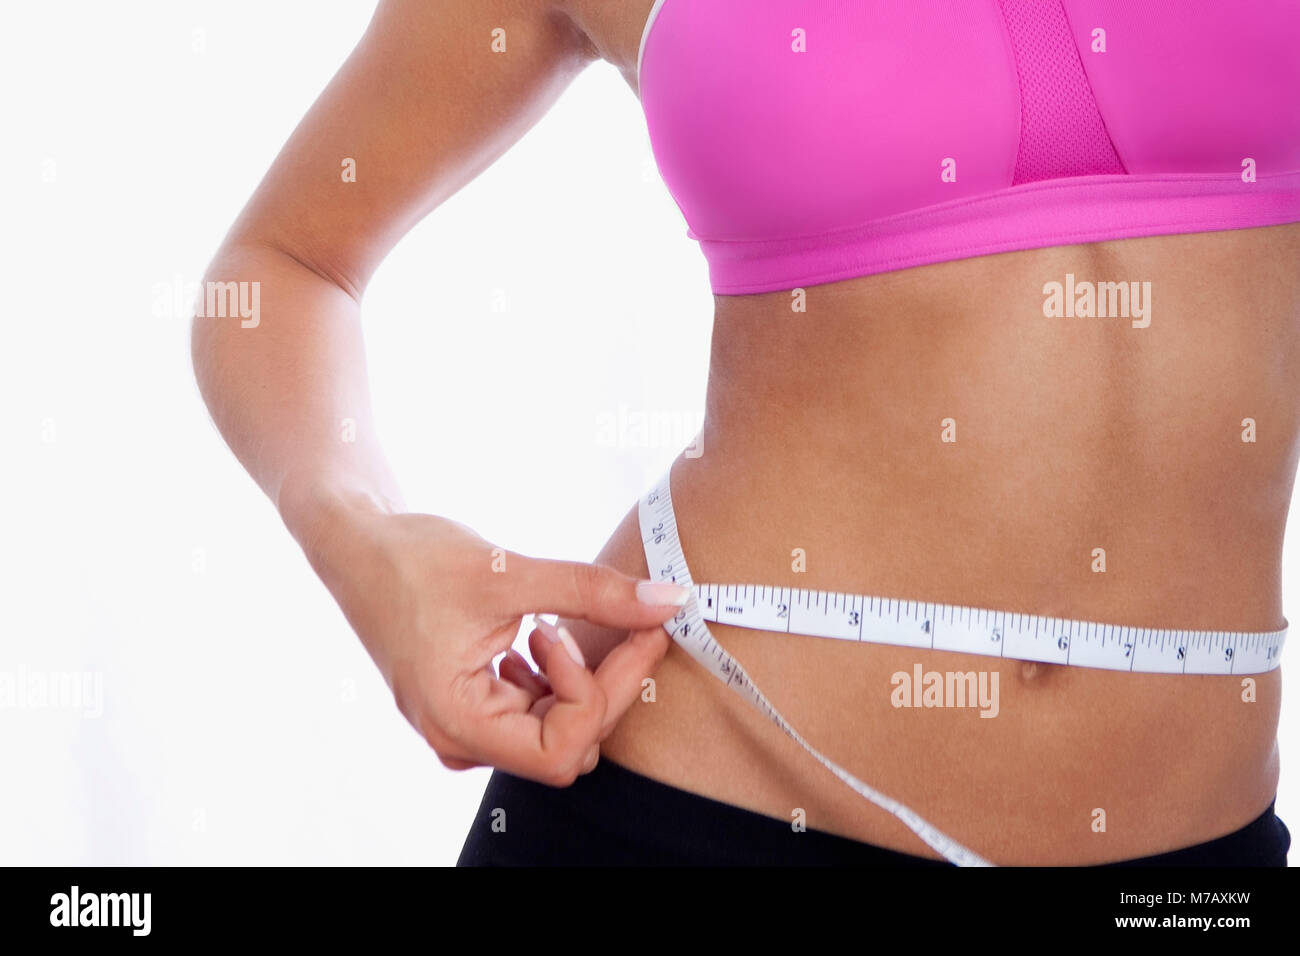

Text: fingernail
xmin=636 ymin=580 xmax=692 ymax=606
xmin=532 ymin=615 xmax=559 ymax=640
xmin=557 ymin=626 xmax=586 ymax=667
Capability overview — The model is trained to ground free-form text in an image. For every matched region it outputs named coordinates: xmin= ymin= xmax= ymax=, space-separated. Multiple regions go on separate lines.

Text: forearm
xmin=190 ymin=239 xmax=404 ymax=557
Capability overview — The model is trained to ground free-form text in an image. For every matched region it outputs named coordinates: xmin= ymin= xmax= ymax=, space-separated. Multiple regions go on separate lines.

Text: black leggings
xmin=458 ymin=756 xmax=1290 ymax=866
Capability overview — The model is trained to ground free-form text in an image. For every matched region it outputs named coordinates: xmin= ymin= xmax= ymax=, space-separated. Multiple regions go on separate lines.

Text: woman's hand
xmin=190 ymin=0 xmax=662 ymax=790
xmin=305 ymin=501 xmax=690 ymax=786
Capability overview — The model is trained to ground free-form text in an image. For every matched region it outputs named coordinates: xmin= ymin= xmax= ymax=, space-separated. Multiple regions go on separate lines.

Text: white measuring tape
xmin=637 ymin=467 xmax=1287 ymax=867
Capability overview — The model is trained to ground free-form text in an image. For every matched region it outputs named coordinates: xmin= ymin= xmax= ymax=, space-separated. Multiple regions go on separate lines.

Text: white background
xmin=0 ymin=1 xmax=1294 ymax=865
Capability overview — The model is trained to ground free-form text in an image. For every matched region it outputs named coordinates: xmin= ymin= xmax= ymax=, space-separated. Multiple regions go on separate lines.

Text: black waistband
xmin=458 ymin=756 xmax=1289 ymax=866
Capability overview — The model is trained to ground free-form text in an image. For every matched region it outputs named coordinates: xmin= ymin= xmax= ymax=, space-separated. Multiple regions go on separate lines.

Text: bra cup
xmin=1065 ymin=0 xmax=1300 ymax=173
xmin=641 ymin=0 xmax=1020 ymax=241
xmin=638 ymin=0 xmax=1300 ymax=294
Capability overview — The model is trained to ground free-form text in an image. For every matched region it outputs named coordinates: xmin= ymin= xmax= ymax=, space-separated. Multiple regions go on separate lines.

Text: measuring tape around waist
xmin=636 ymin=466 xmax=1287 ymax=867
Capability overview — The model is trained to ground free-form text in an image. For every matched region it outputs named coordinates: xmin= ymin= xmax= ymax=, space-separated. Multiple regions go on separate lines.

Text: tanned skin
xmin=193 ymin=0 xmax=1300 ymax=863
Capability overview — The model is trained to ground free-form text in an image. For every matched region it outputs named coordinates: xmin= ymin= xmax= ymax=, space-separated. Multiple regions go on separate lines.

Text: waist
xmin=586 ymin=452 xmax=1286 ymax=862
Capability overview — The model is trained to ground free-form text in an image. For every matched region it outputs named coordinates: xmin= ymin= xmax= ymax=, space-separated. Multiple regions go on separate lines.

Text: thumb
xmin=504 ymin=555 xmax=692 ymax=631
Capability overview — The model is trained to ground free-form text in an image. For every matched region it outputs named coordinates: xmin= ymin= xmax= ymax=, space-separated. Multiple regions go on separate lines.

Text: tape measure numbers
xmin=692 ymin=584 xmax=1284 ymax=675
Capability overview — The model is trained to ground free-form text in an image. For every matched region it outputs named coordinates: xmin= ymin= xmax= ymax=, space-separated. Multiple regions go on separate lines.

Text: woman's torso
xmin=555 ymin=0 xmax=1300 ymax=863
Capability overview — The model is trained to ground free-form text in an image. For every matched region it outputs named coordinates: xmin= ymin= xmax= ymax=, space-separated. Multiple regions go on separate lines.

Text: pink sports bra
xmin=637 ymin=0 xmax=1300 ymax=295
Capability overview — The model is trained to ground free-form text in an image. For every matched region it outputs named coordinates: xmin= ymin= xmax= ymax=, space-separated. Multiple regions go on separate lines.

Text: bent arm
xmin=191 ymin=0 xmax=598 ymax=554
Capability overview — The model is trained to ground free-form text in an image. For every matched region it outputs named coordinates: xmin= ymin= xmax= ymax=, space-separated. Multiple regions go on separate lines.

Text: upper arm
xmin=220 ymin=0 xmax=599 ymax=299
